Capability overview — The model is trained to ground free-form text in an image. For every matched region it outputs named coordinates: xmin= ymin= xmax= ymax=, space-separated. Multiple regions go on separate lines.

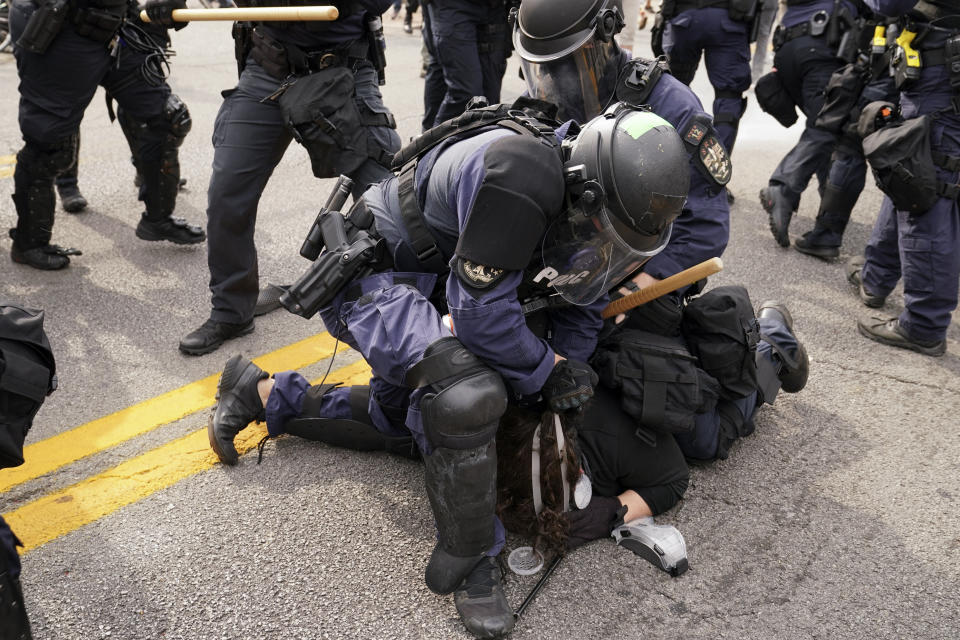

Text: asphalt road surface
xmin=1 ymin=13 xmax=959 ymax=640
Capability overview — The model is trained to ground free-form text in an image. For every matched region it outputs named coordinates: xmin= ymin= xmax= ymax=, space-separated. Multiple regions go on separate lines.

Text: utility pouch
xmin=728 ymin=0 xmax=758 ymax=24
xmin=681 ymin=285 xmax=760 ymax=401
xmin=250 ymin=28 xmax=290 ymax=80
xmin=71 ymin=6 xmax=124 ymax=44
xmin=232 ymin=22 xmax=254 ymax=77
xmin=755 ymin=70 xmax=799 ymax=127
xmin=276 ymin=67 xmax=369 ymax=178
xmin=16 ymin=0 xmax=70 ymax=54
xmin=591 ymin=328 xmax=720 ymax=436
xmin=815 ymin=62 xmax=868 ymax=133
xmin=862 ymin=114 xmax=943 ymax=214
xmin=651 ymin=11 xmax=666 ymax=57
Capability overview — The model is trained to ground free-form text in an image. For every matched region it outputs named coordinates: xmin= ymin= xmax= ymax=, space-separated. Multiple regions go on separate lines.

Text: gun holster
xmin=16 ymin=0 xmax=70 ymax=54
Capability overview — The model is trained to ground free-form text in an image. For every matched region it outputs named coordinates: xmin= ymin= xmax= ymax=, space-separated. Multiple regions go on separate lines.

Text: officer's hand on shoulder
xmin=145 ymin=0 xmax=188 ymax=30
xmin=542 ymin=358 xmax=598 ymax=413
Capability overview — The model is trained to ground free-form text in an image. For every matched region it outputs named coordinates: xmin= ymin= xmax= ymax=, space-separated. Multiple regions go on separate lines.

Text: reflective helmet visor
xmin=520 ymin=38 xmax=619 ymax=123
xmin=540 ymin=201 xmax=677 ymax=306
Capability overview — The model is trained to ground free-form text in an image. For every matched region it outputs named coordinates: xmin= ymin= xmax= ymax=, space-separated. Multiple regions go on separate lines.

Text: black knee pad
xmin=405 ymin=337 xmax=507 ymax=451
xmin=163 ymin=93 xmax=192 ymax=146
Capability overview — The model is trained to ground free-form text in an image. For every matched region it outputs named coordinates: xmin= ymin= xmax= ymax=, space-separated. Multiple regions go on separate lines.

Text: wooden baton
xmin=140 ymin=6 xmax=339 ymax=22
xmin=600 ymin=257 xmax=723 ymax=319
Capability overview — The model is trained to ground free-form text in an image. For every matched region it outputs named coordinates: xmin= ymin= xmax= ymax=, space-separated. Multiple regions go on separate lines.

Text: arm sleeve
xmin=548 ymin=295 xmax=607 ymax=362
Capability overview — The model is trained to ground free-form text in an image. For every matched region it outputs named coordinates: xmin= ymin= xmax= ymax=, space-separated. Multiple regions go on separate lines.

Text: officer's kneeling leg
xmin=756 ymin=301 xmax=809 ymax=400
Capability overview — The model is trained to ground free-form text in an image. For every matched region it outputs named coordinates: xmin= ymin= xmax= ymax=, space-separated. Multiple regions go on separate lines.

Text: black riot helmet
xmin=540 ymin=106 xmax=690 ymax=305
xmin=515 ymin=0 xmax=626 ymax=123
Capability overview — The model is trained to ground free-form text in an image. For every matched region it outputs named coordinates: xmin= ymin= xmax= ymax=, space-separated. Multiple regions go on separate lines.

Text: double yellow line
xmin=1 ymin=332 xmax=374 ymax=552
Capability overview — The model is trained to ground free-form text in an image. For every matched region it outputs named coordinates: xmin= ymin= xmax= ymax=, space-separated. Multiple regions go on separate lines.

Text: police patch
xmin=699 ymin=134 xmax=732 ymax=186
xmin=683 ymin=121 xmax=707 ymax=145
xmin=456 ymin=258 xmax=505 ymax=290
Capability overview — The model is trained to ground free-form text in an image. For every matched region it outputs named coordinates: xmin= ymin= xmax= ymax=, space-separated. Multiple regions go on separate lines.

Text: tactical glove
xmin=564 ymin=495 xmax=626 ymax=550
xmin=145 ymin=0 xmax=187 ymax=29
xmin=542 ymin=359 xmax=598 ymax=412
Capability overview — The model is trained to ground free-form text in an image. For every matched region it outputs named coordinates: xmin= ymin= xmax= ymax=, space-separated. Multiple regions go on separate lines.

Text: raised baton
xmin=601 ymin=257 xmax=724 ymax=319
xmin=140 ymin=6 xmax=339 ymax=22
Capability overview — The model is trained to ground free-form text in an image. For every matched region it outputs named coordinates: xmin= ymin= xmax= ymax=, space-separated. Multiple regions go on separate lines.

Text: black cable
xmin=117 ymin=21 xmax=174 ymax=87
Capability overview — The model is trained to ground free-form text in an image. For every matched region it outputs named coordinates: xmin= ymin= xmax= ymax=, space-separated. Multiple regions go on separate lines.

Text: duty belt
xmin=286 ymin=40 xmax=370 ymax=75
xmin=772 ymin=22 xmax=816 ymax=50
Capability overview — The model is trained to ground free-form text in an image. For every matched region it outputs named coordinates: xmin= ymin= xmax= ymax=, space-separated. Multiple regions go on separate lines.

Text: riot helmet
xmin=540 ymin=106 xmax=689 ymax=305
xmin=514 ymin=0 xmax=626 ymax=123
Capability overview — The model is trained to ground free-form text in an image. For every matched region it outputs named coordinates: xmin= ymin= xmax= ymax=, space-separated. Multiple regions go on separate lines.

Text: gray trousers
xmin=206 ymin=59 xmax=399 ymax=324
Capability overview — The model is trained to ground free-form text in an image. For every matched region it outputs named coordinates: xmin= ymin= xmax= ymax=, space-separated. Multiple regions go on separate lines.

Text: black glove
xmin=563 ymin=496 xmax=626 ymax=550
xmin=145 ymin=0 xmax=187 ymax=29
xmin=542 ymin=359 xmax=599 ymax=412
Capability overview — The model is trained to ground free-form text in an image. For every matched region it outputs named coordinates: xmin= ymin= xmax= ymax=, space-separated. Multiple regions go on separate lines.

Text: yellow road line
xmin=0 ymin=155 xmax=15 ymax=164
xmin=0 ymin=166 xmax=14 ymax=179
xmin=5 ymin=358 xmax=374 ymax=553
xmin=0 ymin=332 xmax=341 ymax=494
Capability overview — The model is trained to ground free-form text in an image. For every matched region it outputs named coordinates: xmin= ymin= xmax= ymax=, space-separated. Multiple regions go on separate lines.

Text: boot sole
xmin=179 ymin=323 xmax=255 ymax=356
xmin=207 ymin=412 xmax=240 ymax=465
xmin=135 ymin=226 xmax=206 ymax=245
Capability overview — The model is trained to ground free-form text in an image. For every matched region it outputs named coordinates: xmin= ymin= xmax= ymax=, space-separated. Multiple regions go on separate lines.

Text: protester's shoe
xmin=179 ymin=318 xmax=254 ymax=356
xmin=759 ymin=186 xmax=793 ymax=247
xmin=857 ymin=315 xmax=946 ymax=357
xmin=58 ymin=185 xmax=88 ymax=213
xmin=136 ymin=215 xmax=206 ymax=245
xmin=255 ymin=283 xmax=288 ymax=317
xmin=453 ymin=557 xmax=515 ymax=640
xmin=794 ymin=230 xmax=840 ymax=260
xmin=757 ymin=300 xmax=809 ymax=393
xmin=10 ymin=240 xmax=80 ymax=271
xmin=208 ymin=354 xmax=270 ymax=464
xmin=845 ymin=256 xmax=886 ymax=308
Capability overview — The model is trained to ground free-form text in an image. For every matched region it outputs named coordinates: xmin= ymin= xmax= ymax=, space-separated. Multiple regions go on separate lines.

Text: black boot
xmin=453 ymin=557 xmax=515 ymax=639
xmin=180 ymin=318 xmax=255 ymax=356
xmin=757 ymin=301 xmax=809 ymax=393
xmin=135 ymin=214 xmax=206 ymax=244
xmin=57 ymin=183 xmax=88 ymax=214
xmin=759 ymin=185 xmax=794 ymax=247
xmin=208 ymin=354 xmax=270 ymax=465
xmin=794 ymin=184 xmax=855 ymax=260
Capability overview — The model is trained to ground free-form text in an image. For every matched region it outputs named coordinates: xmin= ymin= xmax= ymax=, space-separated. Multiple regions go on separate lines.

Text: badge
xmin=683 ymin=121 xmax=707 ymax=146
xmin=457 ymin=259 xmax=504 ymax=289
xmin=699 ymin=134 xmax=732 ymax=186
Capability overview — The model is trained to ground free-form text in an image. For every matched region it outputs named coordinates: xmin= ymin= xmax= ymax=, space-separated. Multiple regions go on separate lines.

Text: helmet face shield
xmin=520 ymin=38 xmax=619 ymax=123
xmin=540 ymin=204 xmax=671 ymax=306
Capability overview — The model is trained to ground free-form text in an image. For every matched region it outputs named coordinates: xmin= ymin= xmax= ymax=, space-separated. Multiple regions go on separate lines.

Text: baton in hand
xmin=140 ymin=5 xmax=339 ymax=22
xmin=601 ymin=257 xmax=724 ymax=319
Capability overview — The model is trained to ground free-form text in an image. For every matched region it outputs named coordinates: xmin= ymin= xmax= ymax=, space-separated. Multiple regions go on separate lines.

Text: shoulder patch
xmin=698 ymin=133 xmax=732 ymax=186
xmin=683 ymin=121 xmax=707 ymax=145
xmin=456 ymin=258 xmax=505 ymax=290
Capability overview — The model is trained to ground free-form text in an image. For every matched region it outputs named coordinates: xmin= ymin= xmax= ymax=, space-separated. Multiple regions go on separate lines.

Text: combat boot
xmin=180 ymin=318 xmax=255 ymax=356
xmin=453 ymin=557 xmax=515 ymax=639
xmin=845 ymin=256 xmax=886 ymax=308
xmin=794 ymin=185 xmax=854 ymax=260
xmin=757 ymin=301 xmax=809 ymax=393
xmin=208 ymin=354 xmax=270 ymax=465
xmin=759 ymin=185 xmax=794 ymax=247
xmin=857 ymin=315 xmax=946 ymax=357
xmin=135 ymin=214 xmax=206 ymax=244
xmin=57 ymin=183 xmax=88 ymax=213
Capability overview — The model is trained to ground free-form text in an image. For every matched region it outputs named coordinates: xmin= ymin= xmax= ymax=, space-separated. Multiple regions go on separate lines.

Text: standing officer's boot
xmin=759 ymin=185 xmax=795 ymax=247
xmin=135 ymin=159 xmax=205 ymax=244
xmin=208 ymin=354 xmax=269 ymax=465
xmin=57 ymin=183 xmax=88 ymax=214
xmin=454 ymin=556 xmax=515 ymax=639
xmin=795 ymin=183 xmax=856 ymax=259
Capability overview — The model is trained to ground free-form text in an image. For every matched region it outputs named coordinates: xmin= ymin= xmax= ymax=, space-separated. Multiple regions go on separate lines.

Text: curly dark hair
xmin=496 ymin=406 xmax=583 ymax=558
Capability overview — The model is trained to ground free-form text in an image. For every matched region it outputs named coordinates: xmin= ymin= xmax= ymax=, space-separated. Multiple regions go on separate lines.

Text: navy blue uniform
xmin=9 ymin=0 xmax=183 ymax=254
xmin=662 ymin=5 xmax=751 ymax=153
xmin=423 ymin=0 xmax=509 ymax=128
xmin=203 ymin=1 xmax=401 ymax=327
xmin=765 ymin=0 xmax=861 ymax=212
xmin=860 ymin=0 xmax=960 ymax=344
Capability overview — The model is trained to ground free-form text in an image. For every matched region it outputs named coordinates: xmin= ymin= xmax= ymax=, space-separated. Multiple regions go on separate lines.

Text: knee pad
xmin=405 ymin=337 xmax=507 ymax=451
xmin=18 ymin=135 xmax=78 ymax=178
xmin=163 ymin=93 xmax=192 ymax=146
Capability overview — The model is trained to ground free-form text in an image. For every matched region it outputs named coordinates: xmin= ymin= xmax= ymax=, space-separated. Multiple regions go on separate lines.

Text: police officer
xmin=7 ymin=0 xmax=204 ymax=271
xmin=514 ymin=0 xmax=732 ymax=296
xmin=205 ymin=107 xmax=691 ymax=638
xmin=421 ymin=0 xmax=511 ymax=129
xmin=851 ymin=0 xmax=960 ymax=356
xmin=0 ymin=302 xmax=58 ymax=639
xmin=656 ymin=0 xmax=756 ymax=156
xmin=759 ymin=0 xmax=864 ymax=247
xmin=175 ymin=1 xmax=402 ymax=356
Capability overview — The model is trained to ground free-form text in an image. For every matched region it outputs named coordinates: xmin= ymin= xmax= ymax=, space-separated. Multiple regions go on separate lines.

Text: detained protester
xmin=514 ymin=0 xmax=732 ymax=298
xmin=0 ymin=304 xmax=58 ymax=639
xmin=175 ymin=0 xmax=402 ymax=355
xmin=847 ymin=0 xmax=960 ymax=357
xmin=205 ymin=105 xmax=691 ymax=638
xmin=756 ymin=0 xmax=866 ymax=247
xmin=7 ymin=0 xmax=204 ymax=271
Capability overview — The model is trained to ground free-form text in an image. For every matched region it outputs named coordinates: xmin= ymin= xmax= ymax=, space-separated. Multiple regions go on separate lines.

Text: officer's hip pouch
xmin=275 ymin=67 xmax=370 ymax=178
xmin=815 ymin=62 xmax=868 ymax=134
xmin=755 ymin=69 xmax=798 ymax=128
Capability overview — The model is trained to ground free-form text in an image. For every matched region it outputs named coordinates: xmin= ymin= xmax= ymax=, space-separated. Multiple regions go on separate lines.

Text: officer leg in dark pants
xmin=421 ymin=3 xmax=446 ymax=130
xmin=54 ymin=132 xmax=88 ymax=214
xmin=8 ymin=0 xmax=110 ymax=270
xmin=180 ymin=61 xmax=397 ymax=355
xmin=760 ymin=34 xmax=843 ymax=246
xmin=664 ymin=8 xmax=750 ymax=154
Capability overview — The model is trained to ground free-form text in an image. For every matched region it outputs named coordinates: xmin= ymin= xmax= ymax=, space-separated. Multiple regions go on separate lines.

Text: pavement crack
xmin=816 ymin=357 xmax=960 ymax=394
